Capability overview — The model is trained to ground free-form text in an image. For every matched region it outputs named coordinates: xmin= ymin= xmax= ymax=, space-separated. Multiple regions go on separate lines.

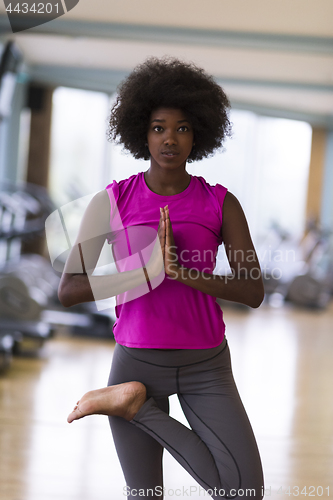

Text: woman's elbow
xmin=249 ymin=295 xmax=264 ymax=309
xmin=248 ymin=281 xmax=265 ymax=308
xmin=58 ymin=292 xmax=70 ymax=308
xmin=58 ymin=285 xmax=74 ymax=308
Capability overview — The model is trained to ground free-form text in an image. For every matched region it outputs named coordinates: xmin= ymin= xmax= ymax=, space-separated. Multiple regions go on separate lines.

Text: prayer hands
xmin=159 ymin=206 xmax=180 ymax=277
xmin=146 ymin=206 xmax=180 ymax=280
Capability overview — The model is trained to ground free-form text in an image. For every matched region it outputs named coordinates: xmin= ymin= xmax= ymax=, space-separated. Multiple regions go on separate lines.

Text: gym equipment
xmin=0 ymin=180 xmax=116 ymax=374
xmin=258 ymin=220 xmax=332 ymax=309
xmin=2 ymin=253 xmax=61 ymax=309
xmin=0 ymin=181 xmax=56 ymax=364
xmin=0 ymin=319 xmax=51 ymax=355
xmin=285 ymin=225 xmax=332 ymax=309
xmin=258 ymin=221 xmax=299 ymax=297
xmin=0 ymin=332 xmax=14 ymax=374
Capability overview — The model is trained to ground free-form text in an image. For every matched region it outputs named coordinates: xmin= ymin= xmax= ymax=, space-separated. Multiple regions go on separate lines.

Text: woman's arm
xmin=163 ymin=192 xmax=265 ymax=308
xmin=58 ymin=190 xmax=164 ymax=307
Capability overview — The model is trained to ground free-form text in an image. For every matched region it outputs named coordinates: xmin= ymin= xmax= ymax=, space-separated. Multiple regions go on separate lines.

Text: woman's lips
xmin=161 ymin=152 xmax=179 ymax=157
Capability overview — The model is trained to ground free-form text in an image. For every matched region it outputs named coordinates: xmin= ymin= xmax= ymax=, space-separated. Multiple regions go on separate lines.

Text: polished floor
xmin=0 ymin=300 xmax=332 ymax=500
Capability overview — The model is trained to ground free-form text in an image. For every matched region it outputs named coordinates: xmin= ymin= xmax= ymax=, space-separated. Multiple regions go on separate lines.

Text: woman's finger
xmin=146 ymin=209 xmax=165 ymax=278
xmin=157 ymin=208 xmax=166 ymax=257
xmin=164 ymin=206 xmax=174 ymax=246
xmin=158 ymin=208 xmax=165 ymax=236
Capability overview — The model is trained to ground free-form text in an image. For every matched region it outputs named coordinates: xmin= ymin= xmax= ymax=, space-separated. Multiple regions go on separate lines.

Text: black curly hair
xmin=107 ymin=57 xmax=232 ymax=162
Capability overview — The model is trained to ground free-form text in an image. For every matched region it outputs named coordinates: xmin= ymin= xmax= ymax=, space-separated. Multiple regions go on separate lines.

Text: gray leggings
xmin=108 ymin=337 xmax=264 ymax=499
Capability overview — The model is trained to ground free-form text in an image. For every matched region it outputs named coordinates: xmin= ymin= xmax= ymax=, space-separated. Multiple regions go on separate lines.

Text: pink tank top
xmin=106 ymin=172 xmax=227 ymax=349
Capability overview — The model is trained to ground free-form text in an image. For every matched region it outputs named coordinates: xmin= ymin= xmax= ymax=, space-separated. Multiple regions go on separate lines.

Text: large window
xmin=49 ymin=87 xmax=111 ymax=207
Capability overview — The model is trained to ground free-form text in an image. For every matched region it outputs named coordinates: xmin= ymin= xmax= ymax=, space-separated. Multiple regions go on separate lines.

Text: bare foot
xmin=67 ymin=381 xmax=147 ymax=424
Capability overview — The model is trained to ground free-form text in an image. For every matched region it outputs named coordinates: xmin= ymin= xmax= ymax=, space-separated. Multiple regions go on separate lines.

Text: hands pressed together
xmin=146 ymin=206 xmax=181 ymax=280
xmin=158 ymin=205 xmax=181 ymax=277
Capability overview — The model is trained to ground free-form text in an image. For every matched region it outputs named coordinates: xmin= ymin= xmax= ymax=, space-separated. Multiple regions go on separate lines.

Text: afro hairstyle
xmin=107 ymin=57 xmax=232 ymax=162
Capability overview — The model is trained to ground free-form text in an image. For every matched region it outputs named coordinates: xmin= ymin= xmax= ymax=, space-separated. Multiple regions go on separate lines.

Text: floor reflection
xmin=0 ymin=302 xmax=332 ymax=500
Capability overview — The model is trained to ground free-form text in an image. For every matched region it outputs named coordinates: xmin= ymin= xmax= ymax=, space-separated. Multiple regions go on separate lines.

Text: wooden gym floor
xmin=0 ymin=300 xmax=332 ymax=500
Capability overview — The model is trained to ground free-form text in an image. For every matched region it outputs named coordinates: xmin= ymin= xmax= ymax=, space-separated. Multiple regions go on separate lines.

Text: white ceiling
xmin=1 ymin=0 xmax=331 ymax=36
xmin=0 ymin=0 xmax=332 ymax=125
xmin=9 ymin=34 xmax=332 ymax=84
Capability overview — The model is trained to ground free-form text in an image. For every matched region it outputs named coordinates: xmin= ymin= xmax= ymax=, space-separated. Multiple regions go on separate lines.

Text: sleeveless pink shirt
xmin=106 ymin=172 xmax=227 ymax=349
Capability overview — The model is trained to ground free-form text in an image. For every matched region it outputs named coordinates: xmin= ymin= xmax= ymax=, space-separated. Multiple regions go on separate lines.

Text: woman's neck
xmin=144 ymin=167 xmax=191 ymax=196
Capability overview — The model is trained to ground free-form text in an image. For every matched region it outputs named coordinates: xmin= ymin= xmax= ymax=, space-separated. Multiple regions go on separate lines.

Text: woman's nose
xmin=164 ymin=133 xmax=177 ymax=145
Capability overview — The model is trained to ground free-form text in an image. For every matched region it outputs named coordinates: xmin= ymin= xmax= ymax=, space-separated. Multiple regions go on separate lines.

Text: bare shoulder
xmin=221 ymin=190 xmax=252 ymax=242
xmin=223 ymin=191 xmax=242 ymax=210
xmin=75 ymin=188 xmax=112 ymax=243
xmin=222 ymin=191 xmax=246 ymax=221
xmin=90 ymin=189 xmax=111 ymax=210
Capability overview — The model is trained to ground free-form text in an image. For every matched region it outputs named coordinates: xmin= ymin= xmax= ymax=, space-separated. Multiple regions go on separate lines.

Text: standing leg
xmin=108 ymin=397 xmax=169 ymax=498
xmin=131 ymin=342 xmax=264 ymax=499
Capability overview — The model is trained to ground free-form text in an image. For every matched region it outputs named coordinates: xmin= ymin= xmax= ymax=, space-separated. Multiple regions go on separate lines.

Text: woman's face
xmin=147 ymin=108 xmax=194 ymax=171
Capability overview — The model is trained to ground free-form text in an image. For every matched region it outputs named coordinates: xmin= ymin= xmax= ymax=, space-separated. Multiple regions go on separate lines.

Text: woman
xmin=59 ymin=57 xmax=265 ymax=499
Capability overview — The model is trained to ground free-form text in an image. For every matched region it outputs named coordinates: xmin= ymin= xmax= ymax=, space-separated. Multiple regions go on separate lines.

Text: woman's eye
xmin=152 ymin=125 xmax=189 ymax=132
